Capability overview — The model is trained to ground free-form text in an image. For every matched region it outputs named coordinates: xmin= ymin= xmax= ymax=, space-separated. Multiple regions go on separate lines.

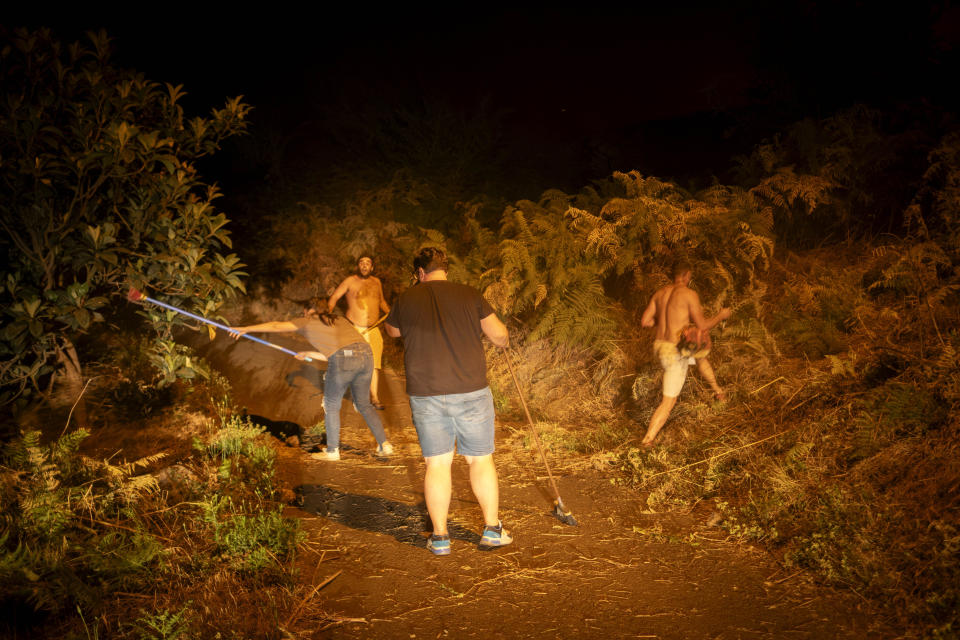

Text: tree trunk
xmin=56 ymin=337 xmax=88 ymax=429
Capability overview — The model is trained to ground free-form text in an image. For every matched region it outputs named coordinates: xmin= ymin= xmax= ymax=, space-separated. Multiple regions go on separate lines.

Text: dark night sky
xmin=4 ymin=3 xmax=960 ymax=191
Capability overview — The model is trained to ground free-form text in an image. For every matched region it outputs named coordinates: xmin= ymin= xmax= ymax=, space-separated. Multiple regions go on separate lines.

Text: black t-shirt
xmin=386 ymin=280 xmax=495 ymax=396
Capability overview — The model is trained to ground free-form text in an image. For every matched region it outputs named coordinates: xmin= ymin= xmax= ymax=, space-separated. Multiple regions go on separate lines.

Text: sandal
xmin=427 ymin=534 xmax=451 ymax=556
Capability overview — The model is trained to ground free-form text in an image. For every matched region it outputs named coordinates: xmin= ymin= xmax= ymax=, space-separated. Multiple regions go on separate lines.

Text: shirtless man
xmin=639 ymin=260 xmax=732 ymax=446
xmin=327 ymin=256 xmax=391 ymax=409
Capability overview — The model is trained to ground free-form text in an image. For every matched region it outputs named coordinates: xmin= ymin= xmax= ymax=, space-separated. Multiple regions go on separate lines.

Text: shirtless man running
xmin=639 ymin=260 xmax=732 ymax=446
xmin=328 ymin=255 xmax=391 ymax=409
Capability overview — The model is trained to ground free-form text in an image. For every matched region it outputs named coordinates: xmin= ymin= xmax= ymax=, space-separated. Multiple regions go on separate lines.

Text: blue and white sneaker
xmin=478 ymin=521 xmax=513 ymax=550
xmin=427 ymin=534 xmax=451 ymax=556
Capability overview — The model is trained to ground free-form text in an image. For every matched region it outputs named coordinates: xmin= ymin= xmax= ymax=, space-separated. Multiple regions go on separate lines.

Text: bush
xmin=0 ymin=429 xmax=165 ymax=613
xmin=0 ymin=28 xmax=249 ymax=413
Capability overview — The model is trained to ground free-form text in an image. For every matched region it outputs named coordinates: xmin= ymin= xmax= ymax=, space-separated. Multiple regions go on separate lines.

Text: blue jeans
xmin=409 ymin=387 xmax=495 ymax=457
xmin=323 ymin=342 xmax=386 ymax=450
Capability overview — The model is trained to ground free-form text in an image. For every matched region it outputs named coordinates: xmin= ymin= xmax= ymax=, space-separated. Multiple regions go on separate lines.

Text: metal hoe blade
xmin=552 ymin=498 xmax=578 ymax=527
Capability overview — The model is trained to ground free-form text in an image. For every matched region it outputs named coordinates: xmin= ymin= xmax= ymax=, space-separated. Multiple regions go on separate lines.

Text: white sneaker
xmin=376 ymin=441 xmax=394 ymax=456
xmin=311 ymin=447 xmax=340 ymax=461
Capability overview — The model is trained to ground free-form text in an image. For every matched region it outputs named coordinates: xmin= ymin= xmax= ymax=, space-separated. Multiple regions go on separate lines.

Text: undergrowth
xmin=609 ymin=240 xmax=960 ymax=638
xmin=0 ymin=385 xmax=307 ymax=638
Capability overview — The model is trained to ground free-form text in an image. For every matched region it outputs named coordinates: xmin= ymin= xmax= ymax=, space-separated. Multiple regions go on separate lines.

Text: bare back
xmin=651 ymin=284 xmax=700 ymax=342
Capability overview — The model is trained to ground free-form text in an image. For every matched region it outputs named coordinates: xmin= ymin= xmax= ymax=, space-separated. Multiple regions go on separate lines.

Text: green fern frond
xmin=501 ymin=205 xmax=538 ymax=245
xmin=482 ymin=279 xmax=514 ymax=315
xmin=533 ymin=284 xmax=548 ymax=308
xmin=727 ymin=318 xmax=781 ymax=358
xmin=94 ymin=452 xmax=167 ymax=482
xmin=785 ymin=441 xmax=815 ymax=466
xmin=530 ymin=278 xmax=617 ymax=348
xmin=934 ymin=343 xmax=958 ymax=374
xmin=926 ymin=283 xmax=959 ymax=307
xmin=538 ymin=189 xmax=574 ymax=211
xmin=4 ymin=430 xmax=42 ymax=469
xmin=708 ymin=259 xmax=736 ymax=308
xmin=735 ymin=223 xmax=774 ymax=273
xmin=598 ymin=197 xmax=640 ymax=221
xmin=751 ymin=166 xmax=837 ymax=216
xmin=113 ymin=474 xmax=161 ymax=504
xmin=48 ymin=429 xmax=89 ymax=463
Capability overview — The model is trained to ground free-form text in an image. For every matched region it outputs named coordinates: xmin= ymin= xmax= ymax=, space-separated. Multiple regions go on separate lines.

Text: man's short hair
xmin=357 ymin=255 xmax=374 ymax=265
xmin=672 ymin=259 xmax=693 ymax=279
xmin=413 ymin=247 xmax=449 ymax=275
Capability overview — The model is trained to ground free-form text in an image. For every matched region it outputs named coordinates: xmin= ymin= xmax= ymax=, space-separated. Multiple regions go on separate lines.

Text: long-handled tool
xmin=126 ymin=288 xmax=312 ymax=362
xmin=360 ymin=313 xmax=389 ymax=336
xmin=502 ymin=348 xmax=578 ymax=526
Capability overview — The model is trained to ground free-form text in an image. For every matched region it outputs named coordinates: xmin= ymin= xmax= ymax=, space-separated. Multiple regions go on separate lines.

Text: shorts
xmin=654 ymin=340 xmax=710 ymax=398
xmin=409 ymin=386 xmax=496 ymax=457
xmin=358 ymin=326 xmax=383 ymax=369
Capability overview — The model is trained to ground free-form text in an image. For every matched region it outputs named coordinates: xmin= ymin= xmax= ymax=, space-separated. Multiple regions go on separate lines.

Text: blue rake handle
xmin=127 ymin=289 xmax=312 ymax=362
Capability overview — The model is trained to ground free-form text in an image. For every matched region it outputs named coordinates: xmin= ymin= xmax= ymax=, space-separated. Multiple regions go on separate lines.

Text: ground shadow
xmin=284 ymin=364 xmax=324 ymax=396
xmin=245 ymin=414 xmax=330 ymax=452
xmin=294 ymin=484 xmax=481 ymax=549
xmin=246 ymin=414 xmax=302 ymax=439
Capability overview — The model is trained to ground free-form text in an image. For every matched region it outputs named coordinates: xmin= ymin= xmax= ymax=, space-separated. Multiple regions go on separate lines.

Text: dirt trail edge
xmin=190 ymin=332 xmax=888 ymax=639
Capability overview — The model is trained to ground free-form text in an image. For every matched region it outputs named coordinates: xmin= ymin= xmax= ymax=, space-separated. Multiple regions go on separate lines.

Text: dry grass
xmin=593 ymin=240 xmax=960 ymax=637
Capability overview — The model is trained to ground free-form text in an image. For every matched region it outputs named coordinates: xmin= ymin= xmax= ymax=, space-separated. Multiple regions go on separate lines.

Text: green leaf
xmin=75 ymin=308 xmax=91 ymax=329
xmin=23 ymin=298 xmax=42 ymax=318
xmin=0 ymin=30 xmax=249 ymax=403
xmin=28 ymin=320 xmax=43 ymax=339
xmin=157 ymin=154 xmax=178 ymax=174
xmin=138 ymin=130 xmax=159 ymax=150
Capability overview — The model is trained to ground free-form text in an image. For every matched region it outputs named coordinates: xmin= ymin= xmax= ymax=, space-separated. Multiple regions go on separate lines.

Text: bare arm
xmin=640 ymin=295 xmax=658 ymax=328
xmin=296 ymin=350 xmax=328 ymax=362
xmin=384 ymin=321 xmax=401 ymax=338
xmin=377 ymin=279 xmax=391 ymax=314
xmin=327 ymin=278 xmax=350 ymax=313
xmin=688 ymin=292 xmax=731 ymax=331
xmin=228 ymin=320 xmax=299 ymax=339
xmin=480 ymin=313 xmax=509 ymax=348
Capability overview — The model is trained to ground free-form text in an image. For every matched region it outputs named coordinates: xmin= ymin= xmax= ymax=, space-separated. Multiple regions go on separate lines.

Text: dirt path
xmin=191 ymin=333 xmax=887 ymax=639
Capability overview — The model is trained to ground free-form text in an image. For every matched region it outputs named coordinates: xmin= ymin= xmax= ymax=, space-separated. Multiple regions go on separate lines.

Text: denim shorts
xmin=409 ymin=387 xmax=496 ymax=457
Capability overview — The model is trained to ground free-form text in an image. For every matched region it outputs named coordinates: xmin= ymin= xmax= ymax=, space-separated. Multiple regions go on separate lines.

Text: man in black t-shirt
xmin=385 ymin=247 xmax=513 ymax=555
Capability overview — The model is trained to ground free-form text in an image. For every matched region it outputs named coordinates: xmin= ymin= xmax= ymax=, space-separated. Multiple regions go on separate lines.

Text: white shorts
xmin=654 ymin=340 xmax=708 ymax=398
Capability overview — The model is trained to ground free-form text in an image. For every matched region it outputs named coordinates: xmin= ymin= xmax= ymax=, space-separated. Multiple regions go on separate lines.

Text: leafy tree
xmin=0 ymin=28 xmax=250 ymax=416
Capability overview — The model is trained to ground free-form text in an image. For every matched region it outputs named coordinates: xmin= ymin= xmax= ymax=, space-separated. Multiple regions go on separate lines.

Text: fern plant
xmin=1 ymin=429 xmax=165 ymax=613
xmin=131 ymin=604 xmax=194 ymax=640
xmin=199 ymin=495 xmax=303 ymax=573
